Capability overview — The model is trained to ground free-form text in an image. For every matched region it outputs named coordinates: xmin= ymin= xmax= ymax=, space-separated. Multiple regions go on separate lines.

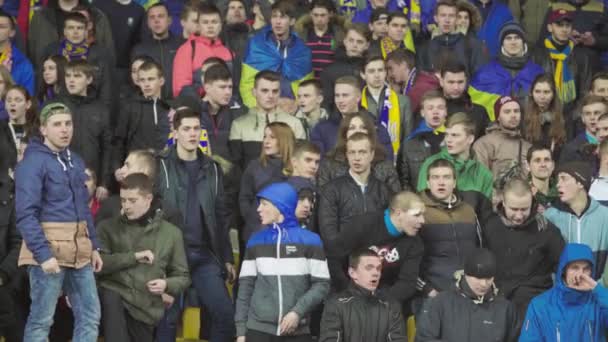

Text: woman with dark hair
xmin=239 ymin=122 xmax=296 ymax=243
xmin=36 ymin=55 xmax=67 ymax=105
xmin=0 ymin=85 xmax=38 ymax=173
xmin=318 ymin=111 xmax=400 ymax=193
xmin=523 ymin=74 xmax=567 ymax=158
xmin=120 ymin=55 xmax=154 ymax=102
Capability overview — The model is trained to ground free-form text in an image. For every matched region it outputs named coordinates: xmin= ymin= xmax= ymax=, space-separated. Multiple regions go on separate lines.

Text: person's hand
xmin=580 ymin=31 xmax=596 ymax=46
xmin=95 ymin=186 xmax=110 ymax=201
xmin=91 ymin=250 xmax=103 ymax=272
xmin=114 ymin=168 xmax=127 ymax=182
xmin=41 ymin=257 xmax=60 ymax=274
xmin=161 ymin=293 xmax=174 ymax=308
xmin=428 ymin=289 xmax=439 ymax=298
xmin=279 ymin=311 xmax=300 ymax=335
xmin=225 ymin=263 xmax=237 ymax=284
xmin=135 ymin=250 xmax=155 ymax=264
xmin=570 ymin=30 xmax=582 ymax=44
xmin=147 ymin=279 xmax=167 ymax=294
xmin=236 ymin=337 xmax=246 ymax=342
xmin=569 ymin=272 xmax=598 ymax=292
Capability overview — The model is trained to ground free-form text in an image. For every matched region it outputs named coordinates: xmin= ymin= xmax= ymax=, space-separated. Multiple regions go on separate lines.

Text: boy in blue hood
xmin=520 ymin=243 xmax=608 ymax=342
xmin=235 ymin=182 xmax=330 ymax=341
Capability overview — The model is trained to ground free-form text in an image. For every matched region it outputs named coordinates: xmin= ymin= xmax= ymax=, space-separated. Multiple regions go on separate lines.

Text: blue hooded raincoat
xmin=519 ymin=243 xmax=608 ymax=342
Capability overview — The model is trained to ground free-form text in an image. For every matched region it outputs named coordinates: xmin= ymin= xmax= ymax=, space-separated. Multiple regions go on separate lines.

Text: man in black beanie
xmin=545 ymin=161 xmax=608 ymax=278
xmin=416 ymin=248 xmax=519 ymax=342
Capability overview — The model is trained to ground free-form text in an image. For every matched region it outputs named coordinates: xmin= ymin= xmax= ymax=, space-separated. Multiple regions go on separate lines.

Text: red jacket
xmin=172 ymin=35 xmax=233 ymax=97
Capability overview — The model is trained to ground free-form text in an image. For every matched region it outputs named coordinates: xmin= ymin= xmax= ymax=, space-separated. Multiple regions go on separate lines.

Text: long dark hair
xmin=524 ymin=74 xmax=566 ymax=147
xmin=36 ymin=55 xmax=67 ymax=104
xmin=5 ymin=85 xmax=40 ymax=139
xmin=328 ymin=111 xmax=386 ymax=162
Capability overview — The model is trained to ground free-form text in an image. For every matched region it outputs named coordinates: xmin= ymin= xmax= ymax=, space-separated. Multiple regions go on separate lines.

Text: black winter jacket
xmin=58 ymin=94 xmax=113 ymax=188
xmin=112 ymin=95 xmax=172 ymax=171
xmin=200 ymin=99 xmax=246 ymax=162
xmin=320 ymin=49 xmax=364 ymax=110
xmin=325 ymin=210 xmax=424 ymax=305
xmin=131 ymin=34 xmax=185 ymax=100
xmin=446 ymin=94 xmax=490 ymax=139
xmin=318 ymin=173 xmax=391 ymax=244
xmin=319 ymin=283 xmax=407 ymax=342
xmin=531 ymin=43 xmax=593 ymax=105
xmin=318 ymin=157 xmax=401 ymax=193
xmin=484 ymin=206 xmax=565 ymax=317
xmin=157 ymin=147 xmax=234 ymax=264
xmin=397 ymin=131 xmax=443 ymax=191
xmin=0 ymin=176 xmax=20 ymax=287
xmin=238 ymin=157 xmax=287 ymax=243
xmin=419 ymin=191 xmax=480 ymax=293
xmin=416 ymin=274 xmax=519 ymax=342
xmin=0 ymin=121 xmax=17 ymax=173
xmin=417 ymin=33 xmax=488 ymax=75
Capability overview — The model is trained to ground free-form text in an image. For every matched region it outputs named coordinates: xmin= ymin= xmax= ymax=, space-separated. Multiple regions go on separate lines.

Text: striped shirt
xmin=306 ymin=30 xmax=336 ymax=78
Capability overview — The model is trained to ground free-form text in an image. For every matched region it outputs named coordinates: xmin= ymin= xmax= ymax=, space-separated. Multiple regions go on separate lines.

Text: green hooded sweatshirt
xmin=416 ymin=148 xmax=494 ymax=199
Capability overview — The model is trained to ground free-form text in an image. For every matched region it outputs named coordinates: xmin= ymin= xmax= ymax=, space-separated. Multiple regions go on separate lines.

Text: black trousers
xmin=99 ymin=287 xmax=155 ymax=342
xmin=0 ymin=284 xmax=26 ymax=342
xmin=246 ymin=329 xmax=313 ymax=342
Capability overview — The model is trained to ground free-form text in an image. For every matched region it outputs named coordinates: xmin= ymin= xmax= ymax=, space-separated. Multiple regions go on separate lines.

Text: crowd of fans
xmin=1 ymin=0 xmax=608 ymax=341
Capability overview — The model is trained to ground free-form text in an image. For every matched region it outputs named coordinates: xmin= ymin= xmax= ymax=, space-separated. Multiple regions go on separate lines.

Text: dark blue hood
xmin=257 ymin=182 xmax=299 ymax=229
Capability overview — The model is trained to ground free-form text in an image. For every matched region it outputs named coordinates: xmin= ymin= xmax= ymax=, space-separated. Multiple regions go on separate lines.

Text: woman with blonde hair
xmin=318 ymin=111 xmax=401 ymax=192
xmin=239 ymin=121 xmax=296 ymax=242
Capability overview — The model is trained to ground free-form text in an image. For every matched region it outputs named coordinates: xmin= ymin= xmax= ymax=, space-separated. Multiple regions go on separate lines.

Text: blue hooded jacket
xmin=254 ymin=182 xmax=301 ymax=234
xmin=519 ymin=243 xmax=608 ymax=342
xmin=15 ymin=137 xmax=99 ymax=264
xmin=474 ymin=0 xmax=513 ymax=58
xmin=10 ymin=43 xmax=34 ymax=95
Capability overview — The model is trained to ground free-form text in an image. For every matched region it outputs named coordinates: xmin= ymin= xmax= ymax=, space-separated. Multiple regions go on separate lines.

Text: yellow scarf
xmin=379 ymin=31 xmax=416 ymax=59
xmin=545 ymin=38 xmax=576 ymax=104
xmin=0 ymin=43 xmax=11 ymax=66
xmin=361 ymin=86 xmax=401 ymax=159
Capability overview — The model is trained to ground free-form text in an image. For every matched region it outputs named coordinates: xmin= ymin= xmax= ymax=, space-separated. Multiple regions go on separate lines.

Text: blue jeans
xmin=24 ymin=265 xmax=100 ymax=342
xmin=156 ymin=249 xmax=235 ymax=342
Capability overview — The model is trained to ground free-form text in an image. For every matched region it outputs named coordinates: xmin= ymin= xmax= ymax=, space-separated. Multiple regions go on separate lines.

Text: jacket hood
xmin=257 ymin=182 xmax=299 ymax=229
xmin=24 ymin=136 xmax=73 ymax=163
xmin=484 ymin=123 xmax=523 ymax=138
xmin=556 ymin=243 xmax=595 ymax=287
xmin=421 ymin=189 xmax=463 ymax=210
xmin=495 ymin=201 xmax=548 ymax=230
xmin=457 ymin=0 xmax=482 ymax=32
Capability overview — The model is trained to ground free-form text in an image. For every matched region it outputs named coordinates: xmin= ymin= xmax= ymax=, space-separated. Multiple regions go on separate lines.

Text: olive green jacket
xmin=97 ymin=210 xmax=190 ymax=325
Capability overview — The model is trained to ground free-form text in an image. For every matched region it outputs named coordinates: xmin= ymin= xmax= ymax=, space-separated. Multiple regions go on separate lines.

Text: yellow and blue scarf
xmin=60 ymin=39 xmax=89 ymax=61
xmin=361 ymin=86 xmax=401 ymax=159
xmin=379 ymin=32 xmax=415 ymax=59
xmin=545 ymin=38 xmax=576 ymax=104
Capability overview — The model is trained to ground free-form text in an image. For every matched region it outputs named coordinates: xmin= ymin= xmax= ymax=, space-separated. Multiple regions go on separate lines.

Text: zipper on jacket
xmin=577 ymin=217 xmax=581 ymax=244
xmin=588 ymin=320 xmax=594 ymax=342
xmin=556 ymin=322 xmax=560 ymax=342
xmin=276 ymin=225 xmax=284 ymax=336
